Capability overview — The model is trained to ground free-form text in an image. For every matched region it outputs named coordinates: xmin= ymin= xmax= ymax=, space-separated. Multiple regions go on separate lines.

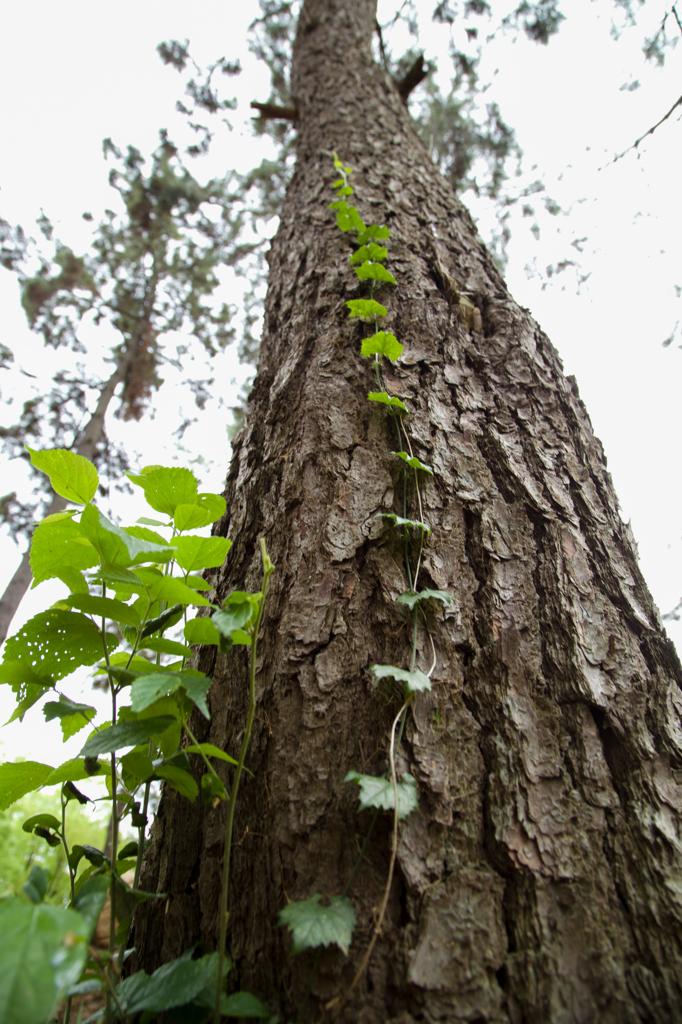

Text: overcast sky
xmin=0 ymin=0 xmax=680 ymax=765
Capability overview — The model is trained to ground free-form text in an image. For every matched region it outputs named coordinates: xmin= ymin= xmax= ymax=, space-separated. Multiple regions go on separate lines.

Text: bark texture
xmin=131 ymin=2 xmax=682 ymax=1021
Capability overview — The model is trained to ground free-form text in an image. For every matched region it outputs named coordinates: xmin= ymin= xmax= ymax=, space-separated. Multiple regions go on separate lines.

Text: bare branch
xmin=250 ymin=101 xmax=299 ymax=121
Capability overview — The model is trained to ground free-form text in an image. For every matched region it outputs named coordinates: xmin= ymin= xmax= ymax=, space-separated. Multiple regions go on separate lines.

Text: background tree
xmin=129 ymin=1 xmax=682 ymax=1021
xmin=0 ymin=133 xmax=244 ymax=640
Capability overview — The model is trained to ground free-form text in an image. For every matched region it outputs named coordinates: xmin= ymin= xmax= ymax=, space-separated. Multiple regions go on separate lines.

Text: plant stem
xmin=213 ymin=540 xmax=273 ymax=1024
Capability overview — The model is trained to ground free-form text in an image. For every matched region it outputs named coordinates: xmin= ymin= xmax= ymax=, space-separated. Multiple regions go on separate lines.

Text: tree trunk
xmin=0 ymin=352 xmax=134 ymax=642
xmin=130 ymin=2 xmax=682 ymax=1021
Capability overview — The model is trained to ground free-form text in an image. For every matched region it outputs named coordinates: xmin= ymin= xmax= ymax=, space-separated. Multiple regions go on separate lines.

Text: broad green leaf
xmin=139 ymin=637 xmax=192 ymax=657
xmin=3 ymin=609 xmax=118 ymax=681
xmin=118 ymin=950 xmax=223 ymax=1014
xmin=43 ymin=696 xmax=96 ymax=740
xmin=22 ymin=813 xmax=61 ymax=835
xmin=392 ymin=451 xmax=433 ymax=475
xmin=127 ymin=466 xmax=199 ymax=516
xmin=184 ymin=617 xmax=221 ymax=645
xmin=0 ymin=761 xmax=54 ymax=810
xmin=396 ymin=588 xmax=452 ymax=610
xmin=131 ymin=672 xmax=212 ymax=720
xmin=184 ymin=574 xmax=213 ymax=591
xmin=328 ymin=199 xmax=365 ymax=233
xmin=22 ymin=864 xmax=50 ymax=902
xmin=0 ymin=898 xmax=90 ymax=1023
xmin=79 ymin=716 xmax=178 ymax=757
xmin=0 ymin=659 xmax=54 ymax=689
xmin=184 ymin=743 xmax=239 ymax=767
xmin=367 ymin=392 xmax=407 ymax=412
xmin=278 ymin=894 xmax=356 ymax=955
xmin=120 ymin=749 xmax=155 ymax=783
xmin=174 ymin=493 xmax=226 ymax=531
xmin=72 ymin=875 xmax=109 ymax=934
xmin=345 ymin=770 xmax=419 ymax=819
xmin=55 ymin=567 xmax=89 ymax=595
xmin=66 ymin=593 xmax=141 ymax=627
xmin=350 ymin=242 xmax=388 ymax=264
xmin=43 ymin=758 xmax=106 ymax=785
xmin=134 ymin=569 xmax=210 ymax=607
xmin=354 ymin=261 xmax=396 ymax=284
xmin=370 ymin=663 xmax=432 ymax=694
xmin=220 ymin=992 xmax=272 ymax=1018
xmin=357 ymin=223 xmax=390 ymax=244
xmin=156 ymin=766 xmax=198 ymax=802
xmin=30 ymin=515 xmax=98 ymax=586
xmin=375 ymin=513 xmax=431 ymax=534
xmin=125 ymin=525 xmax=169 ymax=547
xmin=345 ymin=298 xmax=387 ymax=319
xmin=174 ymin=535 xmax=232 ymax=572
xmin=361 ymin=331 xmax=403 ymax=362
xmin=27 ymin=447 xmax=98 ymax=504
xmin=87 ymin=564 xmax=146 ymax=592
xmin=80 ymin=505 xmax=177 ymax=566
xmin=5 ymin=684 xmax=53 ymax=725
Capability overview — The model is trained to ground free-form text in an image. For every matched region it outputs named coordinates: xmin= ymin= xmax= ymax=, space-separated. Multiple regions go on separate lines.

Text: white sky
xmin=0 ymin=0 xmax=681 ymax=767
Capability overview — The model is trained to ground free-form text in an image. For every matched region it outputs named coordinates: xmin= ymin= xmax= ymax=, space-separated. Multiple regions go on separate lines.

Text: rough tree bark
xmin=131 ymin=2 xmax=682 ymax=1021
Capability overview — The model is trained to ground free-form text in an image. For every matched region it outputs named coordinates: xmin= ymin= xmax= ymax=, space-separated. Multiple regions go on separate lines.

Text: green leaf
xmin=370 ymin=663 xmax=432 ymax=694
xmin=67 ymin=593 xmax=141 ymax=627
xmin=375 ymin=513 xmax=431 ymax=534
xmin=136 ymin=516 xmax=169 ymax=527
xmin=392 ymin=451 xmax=433 ymax=475
xmin=80 ymin=505 xmax=177 ymax=566
xmin=278 ymin=894 xmax=356 ymax=955
xmin=127 ymin=465 xmax=199 ymax=516
xmin=30 ymin=514 xmax=98 ymax=586
xmin=63 ymin=781 xmax=89 ymax=805
xmin=120 ymin=749 xmax=155 ymax=783
xmin=354 ymin=261 xmax=396 ymax=284
xmin=118 ymin=841 xmax=139 ymax=861
xmin=43 ymin=696 xmax=96 ymax=739
xmin=55 ymin=567 xmax=89 ymax=595
xmin=184 ymin=617 xmax=221 ymax=645
xmin=3 ymin=608 xmax=118 ymax=682
xmin=184 ymin=574 xmax=213 ymax=591
xmin=22 ymin=814 xmax=61 ymax=838
xmin=139 ymin=602 xmax=185 ymax=638
xmin=22 ymin=864 xmax=50 ymax=903
xmin=184 ymin=743 xmax=239 ymax=767
xmin=87 ymin=564 xmax=146 ymax=592
xmin=0 ymin=897 xmax=90 ymax=1023
xmin=174 ymin=535 xmax=232 ymax=572
xmin=350 ymin=242 xmax=388 ymax=264
xmin=135 ymin=569 xmax=210 ymax=608
xmin=0 ymin=761 xmax=54 ymax=810
xmin=361 ymin=331 xmax=403 ymax=362
xmin=345 ymin=770 xmax=419 ymax=819
xmin=79 ymin=716 xmax=178 ymax=757
xmin=118 ymin=950 xmax=224 ymax=1014
xmin=156 ymin=766 xmax=198 ymax=802
xmin=367 ymin=392 xmax=408 ymax=412
xmin=174 ymin=493 xmax=226 ymax=531
xmin=345 ymin=298 xmax=387 ymax=319
xmin=328 ymin=199 xmax=365 ymax=233
xmin=139 ymin=637 xmax=192 ymax=657
xmin=27 ymin=447 xmax=98 ymax=504
xmin=357 ymin=223 xmax=390 ymax=244
xmin=131 ymin=672 xmax=212 ymax=720
xmin=396 ymin=588 xmax=452 ymax=610
xmin=72 ymin=875 xmax=109 ymax=935
xmin=221 ymin=992 xmax=273 ymax=1018
xmin=43 ymin=758 xmax=107 ymax=785
xmin=201 ymin=772 xmax=228 ymax=805
xmin=0 ymin=659 xmax=54 ymax=690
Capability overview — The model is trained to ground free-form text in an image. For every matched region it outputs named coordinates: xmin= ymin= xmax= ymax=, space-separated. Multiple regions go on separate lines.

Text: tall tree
xmin=0 ymin=134 xmax=241 ymax=640
xmin=129 ymin=1 xmax=682 ymax=1021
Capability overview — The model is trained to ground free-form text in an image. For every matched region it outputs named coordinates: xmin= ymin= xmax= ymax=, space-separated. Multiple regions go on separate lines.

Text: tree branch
xmin=396 ymin=54 xmax=429 ymax=103
xmin=250 ymin=101 xmax=299 ymax=121
xmin=606 ymin=93 xmax=682 ymax=166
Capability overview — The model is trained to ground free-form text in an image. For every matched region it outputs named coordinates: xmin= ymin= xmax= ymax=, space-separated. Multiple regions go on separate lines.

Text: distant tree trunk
xmin=0 ymin=352 xmax=133 ymax=641
xmin=131 ymin=2 xmax=682 ymax=1021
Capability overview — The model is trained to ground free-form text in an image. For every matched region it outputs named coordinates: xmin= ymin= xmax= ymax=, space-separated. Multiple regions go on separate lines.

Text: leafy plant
xmin=0 ymin=447 xmax=274 ymax=1023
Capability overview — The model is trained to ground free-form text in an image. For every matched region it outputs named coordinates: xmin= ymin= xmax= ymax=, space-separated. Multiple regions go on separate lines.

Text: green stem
xmin=213 ymin=541 xmax=273 ymax=1024
xmin=60 ymin=787 xmax=75 ymax=905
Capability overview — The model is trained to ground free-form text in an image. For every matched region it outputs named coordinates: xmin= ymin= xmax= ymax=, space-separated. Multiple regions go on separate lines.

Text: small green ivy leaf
xmin=370 ymin=663 xmax=431 ymax=694
xmin=336 ymin=185 xmax=354 ymax=196
xmin=354 ymin=261 xmax=397 ymax=285
xmin=361 ymin=331 xmax=403 ymax=362
xmin=350 ymin=243 xmax=388 ymax=264
xmin=367 ymin=392 xmax=408 ymax=413
xmin=345 ymin=298 xmax=387 ymax=319
xmin=345 ymin=770 xmax=419 ymax=819
xmin=396 ymin=589 xmax=452 ymax=610
xmin=392 ymin=451 xmax=433 ymax=475
xmin=328 ymin=200 xmax=365 ymax=233
xmin=27 ymin=447 xmax=98 ymax=504
xmin=278 ymin=894 xmax=356 ymax=955
xmin=375 ymin=513 xmax=431 ymax=534
xmin=357 ymin=224 xmax=390 ymax=244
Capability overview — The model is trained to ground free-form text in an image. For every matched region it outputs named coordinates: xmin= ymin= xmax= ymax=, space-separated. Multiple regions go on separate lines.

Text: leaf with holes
xmin=370 ymin=663 xmax=431 ymax=694
xmin=361 ymin=332 xmax=403 ymax=362
xmin=279 ymin=894 xmax=356 ymax=955
xmin=27 ymin=447 xmax=98 ymax=505
xmin=396 ymin=589 xmax=452 ymax=611
xmin=345 ymin=771 xmax=419 ymax=819
xmin=392 ymin=451 xmax=433 ymax=475
xmin=3 ymin=610 xmax=118 ymax=682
